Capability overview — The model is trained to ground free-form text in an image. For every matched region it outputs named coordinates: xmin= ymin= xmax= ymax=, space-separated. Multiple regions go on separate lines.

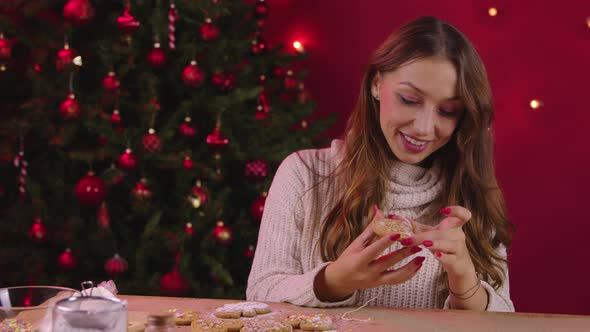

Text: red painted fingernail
xmin=415 ymin=264 xmax=423 ymax=272
xmin=400 ymin=238 xmax=413 ymax=246
xmin=410 ymin=246 xmax=422 ymax=254
xmin=440 ymin=207 xmax=451 ymax=215
xmin=390 ymin=233 xmax=401 ymax=241
xmin=414 ymin=256 xmax=426 ymax=265
xmin=423 ymin=240 xmax=433 ymax=247
xmin=436 ymin=251 xmax=442 ymax=257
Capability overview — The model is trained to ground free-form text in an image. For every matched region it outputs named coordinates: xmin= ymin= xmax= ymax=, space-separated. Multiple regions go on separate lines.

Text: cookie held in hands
xmin=371 ymin=216 xmax=415 ymax=239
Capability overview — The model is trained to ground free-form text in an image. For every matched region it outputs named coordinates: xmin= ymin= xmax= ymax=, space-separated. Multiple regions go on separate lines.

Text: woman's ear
xmin=371 ymin=72 xmax=381 ymax=99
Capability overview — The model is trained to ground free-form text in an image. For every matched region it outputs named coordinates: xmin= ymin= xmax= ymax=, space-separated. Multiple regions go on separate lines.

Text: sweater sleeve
xmin=246 ymin=152 xmax=357 ymax=307
xmin=443 ymin=245 xmax=515 ymax=312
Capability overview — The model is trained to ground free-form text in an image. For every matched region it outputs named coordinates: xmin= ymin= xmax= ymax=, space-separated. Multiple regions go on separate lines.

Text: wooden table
xmin=18 ymin=295 xmax=590 ymax=331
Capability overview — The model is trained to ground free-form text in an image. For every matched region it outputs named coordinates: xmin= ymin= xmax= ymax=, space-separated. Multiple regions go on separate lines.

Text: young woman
xmin=247 ymin=16 xmax=514 ymax=312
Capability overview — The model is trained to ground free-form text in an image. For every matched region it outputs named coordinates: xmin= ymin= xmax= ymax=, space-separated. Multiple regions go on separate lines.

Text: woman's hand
xmin=314 ymin=205 xmax=425 ymax=302
xmin=400 ymin=205 xmax=487 ymax=310
xmin=402 ymin=205 xmax=474 ymax=278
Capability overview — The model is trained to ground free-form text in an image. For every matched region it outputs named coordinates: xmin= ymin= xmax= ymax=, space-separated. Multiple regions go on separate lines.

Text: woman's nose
xmin=413 ymin=108 xmax=435 ymax=137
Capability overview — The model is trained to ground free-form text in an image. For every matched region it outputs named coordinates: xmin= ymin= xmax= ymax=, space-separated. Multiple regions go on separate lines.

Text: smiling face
xmin=371 ymin=56 xmax=464 ymax=165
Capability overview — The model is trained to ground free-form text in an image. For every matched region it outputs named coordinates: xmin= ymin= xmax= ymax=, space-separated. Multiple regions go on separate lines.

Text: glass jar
xmin=145 ymin=312 xmax=175 ymax=332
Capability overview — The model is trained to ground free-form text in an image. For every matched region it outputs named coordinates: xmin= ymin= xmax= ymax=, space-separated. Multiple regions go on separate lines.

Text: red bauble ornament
xmin=188 ymin=181 xmax=208 ymax=209
xmin=117 ymin=3 xmax=140 ymax=35
xmin=250 ymin=192 xmax=267 ymax=222
xmin=244 ymin=159 xmax=269 ymax=181
xmin=102 ymin=71 xmax=120 ymax=91
xmin=283 ymin=70 xmax=298 ymax=91
xmin=131 ymin=178 xmax=152 ymax=201
xmin=212 ymin=221 xmax=232 ymax=246
xmin=63 ymin=0 xmax=95 ymax=26
xmin=206 ymin=127 xmax=229 ymax=151
xmin=142 ymin=128 xmax=162 ymax=152
xmin=245 ymin=245 xmax=255 ymax=259
xmin=59 ymin=94 xmax=81 ymax=120
xmin=181 ymin=61 xmax=205 ymax=87
xmin=57 ymin=248 xmax=77 ymax=270
xmin=254 ymin=104 xmax=268 ymax=120
xmin=254 ymin=0 xmax=269 ymax=18
xmin=200 ymin=18 xmax=219 ymax=41
xmin=251 ymin=37 xmax=268 ymax=55
xmin=56 ymin=44 xmax=77 ymax=71
xmin=184 ymin=222 xmax=194 ymax=236
xmin=118 ymin=148 xmax=137 ymax=171
xmin=211 ymin=71 xmax=236 ymax=93
xmin=28 ymin=217 xmax=47 ymax=243
xmin=147 ymin=43 xmax=167 ymax=69
xmin=104 ymin=253 xmax=128 ymax=277
xmin=160 ymin=268 xmax=190 ymax=297
xmin=179 ymin=117 xmax=196 ymax=138
xmin=182 ymin=156 xmax=193 ymax=170
xmin=0 ymin=34 xmax=12 ymax=60
xmin=111 ymin=109 xmax=121 ymax=125
xmin=74 ymin=171 xmax=106 ymax=207
xmin=255 ymin=91 xmax=270 ymax=120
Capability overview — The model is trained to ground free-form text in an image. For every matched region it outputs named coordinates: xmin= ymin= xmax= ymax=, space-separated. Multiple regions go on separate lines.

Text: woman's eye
xmin=399 ymin=95 xmax=418 ymax=105
xmin=439 ymin=108 xmax=458 ymax=117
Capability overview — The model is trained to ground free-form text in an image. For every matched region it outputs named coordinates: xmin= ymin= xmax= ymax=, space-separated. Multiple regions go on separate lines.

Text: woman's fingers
xmin=440 ymin=205 xmax=472 ymax=224
xmin=370 ymin=246 xmax=422 ymax=272
xmin=361 ymin=232 xmax=401 ymax=261
xmin=350 ymin=204 xmax=385 ymax=249
xmin=350 ymin=221 xmax=379 ymax=249
xmin=379 ymin=256 xmax=425 ymax=285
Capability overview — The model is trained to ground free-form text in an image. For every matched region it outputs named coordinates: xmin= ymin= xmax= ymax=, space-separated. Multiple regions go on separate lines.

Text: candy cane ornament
xmin=168 ymin=3 xmax=179 ymax=50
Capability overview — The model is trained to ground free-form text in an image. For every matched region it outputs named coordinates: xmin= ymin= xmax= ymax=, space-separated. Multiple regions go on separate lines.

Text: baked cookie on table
xmin=214 ymin=301 xmax=271 ymax=318
xmin=240 ymin=319 xmax=293 ymax=332
xmin=299 ymin=314 xmax=335 ymax=331
xmin=163 ymin=307 xmax=200 ymax=325
xmin=191 ymin=318 xmax=243 ymax=332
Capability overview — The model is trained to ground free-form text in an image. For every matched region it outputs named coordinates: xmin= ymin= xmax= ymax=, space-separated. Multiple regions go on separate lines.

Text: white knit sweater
xmin=246 ymin=140 xmax=514 ymax=312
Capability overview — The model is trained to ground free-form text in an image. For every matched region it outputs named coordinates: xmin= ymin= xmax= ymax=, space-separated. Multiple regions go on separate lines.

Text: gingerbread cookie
xmin=299 ymin=314 xmax=334 ymax=331
xmin=191 ymin=318 xmax=243 ymax=332
xmin=371 ymin=216 xmax=415 ymax=239
xmin=240 ymin=320 xmax=293 ymax=332
xmin=164 ymin=308 xmax=199 ymax=325
xmin=282 ymin=314 xmax=309 ymax=328
xmin=214 ymin=301 xmax=271 ymax=319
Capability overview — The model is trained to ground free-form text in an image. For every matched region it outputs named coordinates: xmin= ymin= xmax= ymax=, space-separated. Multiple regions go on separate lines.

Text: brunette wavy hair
xmin=318 ymin=16 xmax=514 ymax=295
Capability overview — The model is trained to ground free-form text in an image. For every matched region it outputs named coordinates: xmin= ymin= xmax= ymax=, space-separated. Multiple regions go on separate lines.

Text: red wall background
xmin=264 ymin=0 xmax=590 ymax=315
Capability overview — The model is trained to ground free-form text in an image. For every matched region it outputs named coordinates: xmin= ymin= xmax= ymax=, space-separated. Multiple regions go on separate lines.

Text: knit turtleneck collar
xmin=386 ymin=158 xmax=444 ymax=221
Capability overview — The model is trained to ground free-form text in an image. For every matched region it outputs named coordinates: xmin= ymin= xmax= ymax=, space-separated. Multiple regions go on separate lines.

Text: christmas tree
xmin=0 ymin=0 xmax=332 ymax=299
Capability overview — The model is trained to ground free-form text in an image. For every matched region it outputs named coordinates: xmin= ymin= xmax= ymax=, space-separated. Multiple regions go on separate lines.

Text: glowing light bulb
xmin=586 ymin=17 xmax=590 ymax=29
xmin=529 ymin=99 xmax=543 ymax=109
xmin=488 ymin=7 xmax=498 ymax=17
xmin=292 ymin=40 xmax=304 ymax=53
